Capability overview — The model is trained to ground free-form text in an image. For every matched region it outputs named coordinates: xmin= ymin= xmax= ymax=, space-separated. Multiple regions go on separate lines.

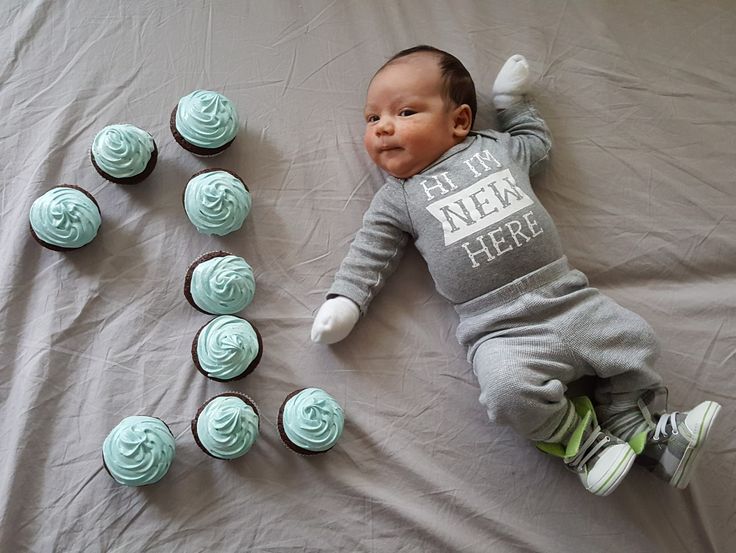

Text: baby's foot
xmin=537 ymin=396 xmax=636 ymax=496
xmin=636 ymin=400 xmax=721 ymax=489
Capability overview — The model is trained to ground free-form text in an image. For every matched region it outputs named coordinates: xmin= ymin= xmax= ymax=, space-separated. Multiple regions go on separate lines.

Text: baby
xmin=311 ymin=46 xmax=721 ymax=496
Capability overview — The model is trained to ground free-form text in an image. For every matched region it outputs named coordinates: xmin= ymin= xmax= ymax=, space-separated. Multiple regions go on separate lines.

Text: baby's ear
xmin=453 ymin=104 xmax=473 ymax=138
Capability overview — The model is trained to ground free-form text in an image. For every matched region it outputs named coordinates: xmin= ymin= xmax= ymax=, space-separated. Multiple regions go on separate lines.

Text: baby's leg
xmin=557 ymin=289 xmax=721 ymax=488
xmin=471 ymin=330 xmax=637 ymax=496
xmin=556 ymin=290 xmax=664 ymax=408
xmin=471 ymin=328 xmax=591 ymax=442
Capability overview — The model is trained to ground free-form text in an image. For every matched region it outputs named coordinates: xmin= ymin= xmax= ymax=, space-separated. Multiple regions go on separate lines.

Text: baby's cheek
xmin=364 ymin=144 xmax=380 ymax=167
xmin=362 ymin=133 xmax=374 ymax=155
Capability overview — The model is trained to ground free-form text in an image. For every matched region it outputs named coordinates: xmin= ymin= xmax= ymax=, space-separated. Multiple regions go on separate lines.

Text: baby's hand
xmin=492 ymin=54 xmax=531 ymax=109
xmin=310 ymin=296 xmax=360 ymax=344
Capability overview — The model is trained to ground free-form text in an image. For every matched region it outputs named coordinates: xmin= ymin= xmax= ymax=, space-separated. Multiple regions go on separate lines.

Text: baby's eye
xmin=399 ymin=109 xmax=416 ymax=117
xmin=366 ymin=114 xmax=379 ymax=123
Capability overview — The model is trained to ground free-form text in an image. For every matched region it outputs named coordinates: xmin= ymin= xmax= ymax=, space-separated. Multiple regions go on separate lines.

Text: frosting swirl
xmin=196 ymin=396 xmax=259 ymax=459
xmin=102 ymin=416 xmax=175 ymax=486
xmin=191 ymin=255 xmax=255 ymax=314
xmin=197 ymin=316 xmax=259 ymax=380
xmin=175 ymin=90 xmax=239 ymax=148
xmin=91 ymin=124 xmax=155 ymax=178
xmin=282 ymin=388 xmax=344 ymax=452
xmin=29 ymin=187 xmax=101 ymax=248
xmin=184 ymin=171 xmax=251 ymax=236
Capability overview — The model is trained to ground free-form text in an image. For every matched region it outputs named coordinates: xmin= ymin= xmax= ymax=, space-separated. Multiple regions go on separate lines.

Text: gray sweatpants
xmin=455 ymin=257 xmax=663 ymax=442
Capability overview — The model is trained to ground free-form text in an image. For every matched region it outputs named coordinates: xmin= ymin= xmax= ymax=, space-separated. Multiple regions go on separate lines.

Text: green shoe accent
xmin=536 ymin=441 xmax=566 ymax=457
xmin=565 ymin=411 xmax=591 ymax=458
xmin=536 ymin=396 xmax=597 ymax=458
xmin=628 ymin=429 xmax=648 ymax=455
xmin=566 ymin=396 xmax=598 ymax=457
xmin=571 ymin=396 xmax=597 ymax=421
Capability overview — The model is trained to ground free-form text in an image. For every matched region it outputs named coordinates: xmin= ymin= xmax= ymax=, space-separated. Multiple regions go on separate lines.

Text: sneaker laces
xmin=653 ymin=412 xmax=679 ymax=441
xmin=565 ymin=425 xmax=612 ymax=472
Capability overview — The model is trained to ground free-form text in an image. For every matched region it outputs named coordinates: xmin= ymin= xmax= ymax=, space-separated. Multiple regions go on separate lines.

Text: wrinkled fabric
xmin=1 ymin=1 xmax=735 ymax=552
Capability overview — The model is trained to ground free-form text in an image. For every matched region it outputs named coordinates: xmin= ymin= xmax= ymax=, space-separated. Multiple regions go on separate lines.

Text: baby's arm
xmin=492 ymin=55 xmax=552 ymax=175
xmin=311 ymin=183 xmax=412 ymax=344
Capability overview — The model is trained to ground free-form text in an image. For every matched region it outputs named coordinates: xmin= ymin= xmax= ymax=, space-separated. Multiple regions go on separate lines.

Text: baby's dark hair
xmin=379 ymin=45 xmax=477 ymax=127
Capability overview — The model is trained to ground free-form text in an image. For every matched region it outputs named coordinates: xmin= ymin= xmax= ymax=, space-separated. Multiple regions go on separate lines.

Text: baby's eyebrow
xmin=364 ymin=95 xmax=424 ymax=114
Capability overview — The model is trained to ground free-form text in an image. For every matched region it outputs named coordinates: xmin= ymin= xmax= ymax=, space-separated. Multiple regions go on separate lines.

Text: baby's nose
xmin=376 ymin=118 xmax=394 ymax=135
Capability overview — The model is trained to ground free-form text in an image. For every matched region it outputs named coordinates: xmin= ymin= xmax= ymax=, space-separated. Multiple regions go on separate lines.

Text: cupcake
xmin=192 ymin=315 xmax=262 ymax=381
xmin=278 ymin=388 xmax=345 ymax=455
xmin=183 ymin=169 xmax=251 ymax=236
xmin=191 ymin=392 xmax=260 ymax=460
xmin=184 ymin=251 xmax=256 ymax=315
xmin=170 ymin=90 xmax=239 ymax=156
xmin=29 ymin=185 xmax=101 ymax=251
xmin=102 ymin=416 xmax=175 ymax=486
xmin=90 ymin=124 xmax=157 ymax=184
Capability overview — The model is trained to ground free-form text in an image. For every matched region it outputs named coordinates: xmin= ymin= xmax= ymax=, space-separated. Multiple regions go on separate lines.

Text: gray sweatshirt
xmin=328 ymin=101 xmax=565 ymax=314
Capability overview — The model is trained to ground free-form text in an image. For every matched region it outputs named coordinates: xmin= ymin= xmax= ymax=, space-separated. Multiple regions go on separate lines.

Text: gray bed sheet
xmin=1 ymin=1 xmax=735 ymax=552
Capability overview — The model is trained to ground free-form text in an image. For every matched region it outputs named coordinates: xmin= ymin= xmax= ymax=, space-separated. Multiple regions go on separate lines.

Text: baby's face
xmin=363 ymin=53 xmax=467 ymax=179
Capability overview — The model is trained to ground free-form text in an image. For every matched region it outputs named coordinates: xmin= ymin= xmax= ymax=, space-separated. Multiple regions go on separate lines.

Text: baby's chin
xmin=379 ymin=159 xmax=427 ymax=180
xmin=368 ymin=149 xmax=431 ymax=179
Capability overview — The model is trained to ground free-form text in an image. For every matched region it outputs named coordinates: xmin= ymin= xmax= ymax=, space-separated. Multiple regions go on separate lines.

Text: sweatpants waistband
xmin=453 ymin=256 xmax=572 ymax=318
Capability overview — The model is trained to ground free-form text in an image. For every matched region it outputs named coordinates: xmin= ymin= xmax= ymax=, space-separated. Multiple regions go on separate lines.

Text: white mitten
xmin=310 ymin=296 xmax=361 ymax=344
xmin=492 ymin=54 xmax=531 ymax=109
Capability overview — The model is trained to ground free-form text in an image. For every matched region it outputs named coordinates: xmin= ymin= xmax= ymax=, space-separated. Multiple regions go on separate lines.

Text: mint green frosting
xmin=196 ymin=396 xmax=259 ymax=459
xmin=91 ymin=124 xmax=154 ymax=178
xmin=282 ymin=388 xmax=344 ymax=452
xmin=102 ymin=416 xmax=175 ymax=486
xmin=191 ymin=255 xmax=255 ymax=314
xmin=29 ymin=187 xmax=101 ymax=248
xmin=184 ymin=171 xmax=251 ymax=236
xmin=175 ymin=90 xmax=239 ymax=148
xmin=197 ymin=316 xmax=259 ymax=380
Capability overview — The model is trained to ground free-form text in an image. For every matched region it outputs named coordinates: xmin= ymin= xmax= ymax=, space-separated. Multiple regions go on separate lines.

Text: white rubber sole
xmin=586 ymin=446 xmax=637 ymax=496
xmin=671 ymin=401 xmax=722 ymax=489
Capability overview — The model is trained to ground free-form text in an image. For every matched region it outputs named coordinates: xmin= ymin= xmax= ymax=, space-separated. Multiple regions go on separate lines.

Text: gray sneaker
xmin=537 ymin=396 xmax=636 ymax=496
xmin=636 ymin=401 xmax=721 ymax=489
